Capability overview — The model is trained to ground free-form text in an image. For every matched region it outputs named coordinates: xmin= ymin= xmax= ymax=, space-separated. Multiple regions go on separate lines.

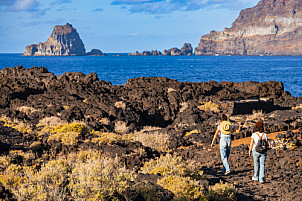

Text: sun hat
xmin=220 ymin=121 xmax=232 ymax=134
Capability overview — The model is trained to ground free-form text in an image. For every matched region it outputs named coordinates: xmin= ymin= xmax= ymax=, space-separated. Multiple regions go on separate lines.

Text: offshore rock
xmin=195 ymin=0 xmax=302 ymax=56
xmin=163 ymin=43 xmax=193 ymax=56
xmin=128 ymin=50 xmax=162 ymax=56
xmin=23 ymin=23 xmax=86 ymax=56
xmin=180 ymin=43 xmax=193 ymax=55
xmin=86 ymin=49 xmax=106 ymax=56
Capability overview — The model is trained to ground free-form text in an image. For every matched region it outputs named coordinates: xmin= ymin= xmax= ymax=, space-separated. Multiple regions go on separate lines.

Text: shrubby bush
xmin=158 ymin=175 xmax=207 ymax=201
xmin=0 ymin=150 xmax=136 ymax=200
xmin=208 ymin=181 xmax=237 ymax=201
xmin=40 ymin=123 xmax=89 ymax=145
xmin=0 ymin=115 xmax=32 ymax=134
xmin=141 ymin=153 xmax=203 ymax=179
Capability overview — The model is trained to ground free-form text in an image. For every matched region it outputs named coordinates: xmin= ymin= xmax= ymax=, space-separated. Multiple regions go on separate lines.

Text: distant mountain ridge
xmin=23 ymin=23 xmax=86 ymax=56
xmin=195 ymin=0 xmax=302 ymax=56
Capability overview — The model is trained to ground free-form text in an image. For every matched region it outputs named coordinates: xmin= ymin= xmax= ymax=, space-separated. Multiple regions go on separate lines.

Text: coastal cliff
xmin=23 ymin=23 xmax=86 ymax=56
xmin=195 ymin=0 xmax=302 ymax=56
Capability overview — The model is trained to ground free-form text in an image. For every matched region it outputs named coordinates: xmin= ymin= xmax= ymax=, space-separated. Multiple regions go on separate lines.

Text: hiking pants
xmin=252 ymin=150 xmax=267 ymax=182
xmin=220 ymin=136 xmax=231 ymax=173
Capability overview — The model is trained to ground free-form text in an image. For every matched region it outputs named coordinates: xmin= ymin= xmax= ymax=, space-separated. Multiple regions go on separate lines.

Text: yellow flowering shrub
xmin=208 ymin=181 xmax=237 ymax=201
xmin=46 ymin=123 xmax=89 ymax=145
xmin=141 ymin=154 xmax=203 ymax=179
xmin=91 ymin=131 xmax=132 ymax=144
xmin=0 ymin=116 xmax=32 ymax=133
xmin=198 ymin=101 xmax=220 ymax=113
xmin=158 ymin=175 xmax=206 ymax=201
xmin=68 ymin=156 xmax=136 ymax=200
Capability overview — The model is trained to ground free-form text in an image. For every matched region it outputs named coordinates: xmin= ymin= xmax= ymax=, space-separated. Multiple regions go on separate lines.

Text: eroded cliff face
xmin=195 ymin=0 xmax=302 ymax=56
xmin=23 ymin=23 xmax=86 ymax=56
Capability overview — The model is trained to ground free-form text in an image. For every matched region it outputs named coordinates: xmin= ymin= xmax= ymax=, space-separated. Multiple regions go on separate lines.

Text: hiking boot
xmin=225 ymin=171 xmax=231 ymax=175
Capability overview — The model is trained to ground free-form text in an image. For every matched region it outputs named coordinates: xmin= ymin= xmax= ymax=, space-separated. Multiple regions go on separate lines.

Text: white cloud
xmin=111 ymin=0 xmax=259 ymax=14
xmin=8 ymin=0 xmax=39 ymax=12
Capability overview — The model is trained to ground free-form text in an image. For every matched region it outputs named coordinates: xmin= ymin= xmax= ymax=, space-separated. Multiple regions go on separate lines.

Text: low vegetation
xmin=198 ymin=101 xmax=220 ymax=113
xmin=0 ymin=118 xmax=238 ymax=200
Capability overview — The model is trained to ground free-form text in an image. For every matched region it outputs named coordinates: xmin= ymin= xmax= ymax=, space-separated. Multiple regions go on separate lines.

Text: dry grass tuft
xmin=37 ymin=116 xmax=65 ymax=127
xmin=114 ymin=121 xmax=129 ymax=134
xmin=17 ymin=106 xmax=39 ymax=115
xmin=167 ymin=88 xmax=177 ymax=93
xmin=134 ymin=129 xmax=171 ymax=152
xmin=292 ymin=104 xmax=302 ymax=110
xmin=115 ymin=101 xmax=127 ymax=110
xmin=246 ymin=110 xmax=264 ymax=122
xmin=198 ymin=101 xmax=220 ymax=113
xmin=0 ymin=116 xmax=32 ymax=134
xmin=180 ymin=102 xmax=189 ymax=113
xmin=100 ymin=117 xmax=110 ymax=125
xmin=91 ymin=131 xmax=132 ymax=145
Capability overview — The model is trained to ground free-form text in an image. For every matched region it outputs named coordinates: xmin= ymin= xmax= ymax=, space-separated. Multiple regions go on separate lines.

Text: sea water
xmin=0 ymin=53 xmax=301 ymax=97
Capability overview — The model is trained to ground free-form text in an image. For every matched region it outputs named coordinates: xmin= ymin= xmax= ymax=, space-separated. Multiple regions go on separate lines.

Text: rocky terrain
xmin=0 ymin=66 xmax=301 ymax=200
xmin=195 ymin=0 xmax=302 ymax=56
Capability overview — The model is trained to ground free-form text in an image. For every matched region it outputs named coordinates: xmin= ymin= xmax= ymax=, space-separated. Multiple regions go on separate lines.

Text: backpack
xmin=255 ymin=132 xmax=267 ymax=153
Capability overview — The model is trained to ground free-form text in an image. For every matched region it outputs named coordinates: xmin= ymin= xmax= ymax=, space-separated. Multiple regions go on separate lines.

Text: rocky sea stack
xmin=23 ymin=23 xmax=86 ymax=56
xmin=195 ymin=0 xmax=302 ymax=56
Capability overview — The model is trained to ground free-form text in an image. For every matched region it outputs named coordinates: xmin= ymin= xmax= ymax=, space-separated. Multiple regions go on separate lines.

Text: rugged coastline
xmin=195 ymin=0 xmax=302 ymax=56
xmin=0 ymin=66 xmax=301 ymax=200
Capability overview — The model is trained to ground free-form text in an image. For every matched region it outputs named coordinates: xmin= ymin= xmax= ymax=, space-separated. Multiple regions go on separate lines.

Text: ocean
xmin=0 ymin=53 xmax=301 ymax=97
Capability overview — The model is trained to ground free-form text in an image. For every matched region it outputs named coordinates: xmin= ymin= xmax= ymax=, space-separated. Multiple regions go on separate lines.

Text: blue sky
xmin=0 ymin=0 xmax=259 ymax=53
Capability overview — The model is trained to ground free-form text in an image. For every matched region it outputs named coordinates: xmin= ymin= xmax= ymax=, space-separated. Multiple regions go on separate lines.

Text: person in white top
xmin=211 ymin=114 xmax=243 ymax=175
xmin=249 ymin=121 xmax=268 ymax=183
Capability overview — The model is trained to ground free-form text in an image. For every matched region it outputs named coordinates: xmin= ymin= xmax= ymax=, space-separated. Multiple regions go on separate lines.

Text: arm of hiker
xmin=249 ymin=137 xmax=254 ymax=156
xmin=234 ymin=124 xmax=243 ymax=133
xmin=211 ymin=128 xmax=219 ymax=148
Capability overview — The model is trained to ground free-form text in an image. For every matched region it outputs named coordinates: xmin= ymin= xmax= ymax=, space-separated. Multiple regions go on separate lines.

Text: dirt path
xmin=201 ymin=129 xmax=302 ymax=201
xmin=231 ymin=130 xmax=297 ymax=147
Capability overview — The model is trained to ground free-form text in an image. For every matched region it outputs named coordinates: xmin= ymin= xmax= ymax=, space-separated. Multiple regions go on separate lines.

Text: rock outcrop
xmin=195 ymin=0 xmax=302 ymax=56
xmin=163 ymin=43 xmax=193 ymax=56
xmin=128 ymin=50 xmax=162 ymax=56
xmin=129 ymin=43 xmax=193 ymax=56
xmin=23 ymin=23 xmax=86 ymax=56
xmin=86 ymin=49 xmax=106 ymax=56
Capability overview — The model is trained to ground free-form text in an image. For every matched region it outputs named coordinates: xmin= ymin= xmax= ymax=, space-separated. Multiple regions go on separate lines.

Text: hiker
xmin=211 ymin=114 xmax=243 ymax=175
xmin=249 ymin=121 xmax=268 ymax=183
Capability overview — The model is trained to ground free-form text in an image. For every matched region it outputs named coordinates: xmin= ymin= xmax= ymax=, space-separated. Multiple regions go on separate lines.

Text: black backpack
xmin=255 ymin=133 xmax=267 ymax=153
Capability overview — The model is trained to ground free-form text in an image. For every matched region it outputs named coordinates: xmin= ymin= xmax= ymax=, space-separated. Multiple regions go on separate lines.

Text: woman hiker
xmin=249 ymin=121 xmax=268 ymax=183
xmin=211 ymin=114 xmax=243 ymax=175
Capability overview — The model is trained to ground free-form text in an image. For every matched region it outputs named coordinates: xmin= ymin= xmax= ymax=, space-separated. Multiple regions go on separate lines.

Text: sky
xmin=0 ymin=0 xmax=259 ymax=53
